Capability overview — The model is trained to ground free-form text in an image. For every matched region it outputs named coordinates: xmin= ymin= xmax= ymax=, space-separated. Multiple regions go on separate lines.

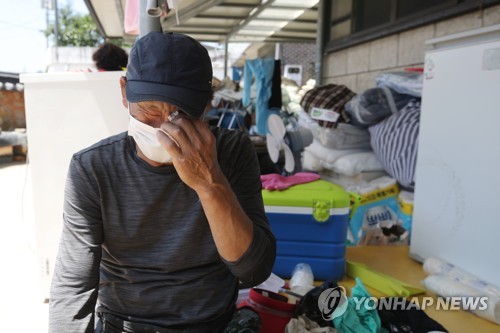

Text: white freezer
xmin=411 ymin=25 xmax=500 ymax=287
xmin=20 ymin=71 xmax=128 ymax=300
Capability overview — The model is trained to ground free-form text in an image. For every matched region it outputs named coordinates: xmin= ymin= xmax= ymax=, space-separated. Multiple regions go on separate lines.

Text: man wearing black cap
xmin=49 ymin=32 xmax=276 ymax=333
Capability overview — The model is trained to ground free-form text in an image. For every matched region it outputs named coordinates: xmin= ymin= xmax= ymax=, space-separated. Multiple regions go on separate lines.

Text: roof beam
xmin=218 ymin=3 xmax=256 ymax=8
xmin=252 ymin=17 xmax=317 ymax=23
xmin=114 ymin=0 xmax=124 ymax=33
xmin=197 ymin=14 xmax=247 ymax=19
xmin=281 ymin=27 xmax=317 ymax=33
xmin=269 ymin=6 xmax=318 ymax=11
xmin=169 ymin=23 xmax=236 ymax=28
xmin=230 ymin=36 xmax=314 ymax=43
xmin=169 ymin=31 xmax=231 ymax=35
xmin=228 ymin=0 xmax=278 ymax=40
xmin=83 ymin=0 xmax=107 ymax=38
xmin=162 ymin=0 xmax=226 ymax=28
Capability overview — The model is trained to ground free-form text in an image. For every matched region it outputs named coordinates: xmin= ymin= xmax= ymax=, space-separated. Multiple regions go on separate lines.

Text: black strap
xmin=97 ymin=307 xmax=233 ymax=333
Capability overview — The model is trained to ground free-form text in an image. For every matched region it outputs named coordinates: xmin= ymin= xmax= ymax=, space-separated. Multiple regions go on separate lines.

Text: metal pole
xmin=46 ymin=7 xmax=49 ymax=48
xmin=316 ymin=0 xmax=330 ymax=85
xmin=224 ymin=39 xmax=229 ymax=79
xmin=140 ymin=0 xmax=162 ymax=38
xmin=54 ymin=0 xmax=59 ymax=62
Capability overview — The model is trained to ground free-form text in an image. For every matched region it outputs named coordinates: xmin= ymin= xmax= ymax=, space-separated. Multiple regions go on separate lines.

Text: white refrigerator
xmin=410 ymin=25 xmax=500 ymax=287
xmin=21 ymin=72 xmax=129 ymax=300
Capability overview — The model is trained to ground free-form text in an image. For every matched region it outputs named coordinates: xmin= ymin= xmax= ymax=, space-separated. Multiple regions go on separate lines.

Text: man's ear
xmin=119 ymin=76 xmax=128 ymax=109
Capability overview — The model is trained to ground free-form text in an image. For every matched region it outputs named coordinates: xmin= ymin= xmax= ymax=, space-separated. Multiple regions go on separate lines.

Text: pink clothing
xmin=124 ymin=0 xmax=140 ymax=35
xmin=260 ymin=172 xmax=320 ymax=191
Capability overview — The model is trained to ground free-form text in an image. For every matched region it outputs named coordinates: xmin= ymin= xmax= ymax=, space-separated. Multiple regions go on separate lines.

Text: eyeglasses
xmin=167 ymin=110 xmax=179 ymax=122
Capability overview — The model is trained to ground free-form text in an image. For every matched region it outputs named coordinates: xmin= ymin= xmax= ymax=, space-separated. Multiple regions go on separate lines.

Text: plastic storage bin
xmin=262 ymin=179 xmax=350 ymax=281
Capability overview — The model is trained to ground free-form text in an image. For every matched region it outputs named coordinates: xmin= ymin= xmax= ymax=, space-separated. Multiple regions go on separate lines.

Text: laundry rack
xmin=213 ymin=89 xmax=248 ymax=130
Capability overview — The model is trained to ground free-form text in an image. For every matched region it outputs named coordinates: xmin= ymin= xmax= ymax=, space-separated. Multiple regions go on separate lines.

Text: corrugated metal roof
xmin=84 ymin=0 xmax=318 ymax=43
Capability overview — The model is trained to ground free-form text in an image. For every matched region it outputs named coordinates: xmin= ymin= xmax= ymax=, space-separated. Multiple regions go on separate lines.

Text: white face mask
xmin=127 ymin=112 xmax=173 ymax=164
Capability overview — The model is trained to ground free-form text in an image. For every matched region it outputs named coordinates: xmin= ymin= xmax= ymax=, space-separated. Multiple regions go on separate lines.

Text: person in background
xmin=92 ymin=43 xmax=128 ymax=71
xmin=49 ymin=31 xmax=276 ymax=333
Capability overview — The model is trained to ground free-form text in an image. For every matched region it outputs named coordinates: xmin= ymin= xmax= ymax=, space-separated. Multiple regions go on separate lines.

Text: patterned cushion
xmin=300 ymin=84 xmax=356 ymax=128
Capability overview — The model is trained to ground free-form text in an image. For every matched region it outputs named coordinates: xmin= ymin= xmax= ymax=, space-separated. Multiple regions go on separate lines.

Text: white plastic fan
xmin=266 ymin=114 xmax=296 ymax=173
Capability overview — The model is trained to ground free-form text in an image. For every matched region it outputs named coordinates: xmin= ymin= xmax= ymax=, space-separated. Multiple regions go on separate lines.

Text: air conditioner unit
xmin=284 ymin=64 xmax=303 ymax=86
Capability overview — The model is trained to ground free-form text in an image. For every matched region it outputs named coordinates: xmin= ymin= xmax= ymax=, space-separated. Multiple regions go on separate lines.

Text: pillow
xmin=304 ymin=140 xmax=366 ymax=165
xmin=322 ymin=152 xmax=385 ymax=177
xmin=368 ymin=100 xmax=420 ymax=189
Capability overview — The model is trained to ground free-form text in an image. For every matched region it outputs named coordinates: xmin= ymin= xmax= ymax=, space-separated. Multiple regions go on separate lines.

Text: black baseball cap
xmin=126 ymin=32 xmax=213 ymax=118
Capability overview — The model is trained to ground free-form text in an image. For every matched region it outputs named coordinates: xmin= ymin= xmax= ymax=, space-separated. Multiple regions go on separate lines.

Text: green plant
xmin=45 ymin=5 xmax=103 ymax=47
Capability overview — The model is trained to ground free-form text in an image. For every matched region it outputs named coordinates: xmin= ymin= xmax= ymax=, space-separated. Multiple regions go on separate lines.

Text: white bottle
xmin=423 ymin=257 xmax=500 ymax=298
xmin=289 ymin=263 xmax=315 ymax=296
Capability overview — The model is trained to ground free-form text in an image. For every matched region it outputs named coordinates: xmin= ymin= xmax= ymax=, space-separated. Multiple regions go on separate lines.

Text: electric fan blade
xmin=282 ymin=143 xmax=295 ymax=173
xmin=266 ymin=133 xmax=280 ymax=163
xmin=267 ymin=114 xmax=286 ymax=139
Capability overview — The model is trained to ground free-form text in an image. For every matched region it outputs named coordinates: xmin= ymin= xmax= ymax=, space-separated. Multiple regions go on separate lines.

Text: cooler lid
xmin=262 ymin=179 xmax=350 ymax=209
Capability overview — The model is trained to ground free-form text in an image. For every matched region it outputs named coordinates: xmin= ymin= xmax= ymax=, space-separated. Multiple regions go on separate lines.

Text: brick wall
xmin=323 ymin=4 xmax=500 ymax=93
xmin=0 ymin=91 xmax=26 ymax=131
xmin=280 ymin=42 xmax=316 ymax=86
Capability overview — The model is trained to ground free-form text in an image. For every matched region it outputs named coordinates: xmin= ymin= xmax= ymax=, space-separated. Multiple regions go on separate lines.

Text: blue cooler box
xmin=262 ymin=180 xmax=350 ymax=282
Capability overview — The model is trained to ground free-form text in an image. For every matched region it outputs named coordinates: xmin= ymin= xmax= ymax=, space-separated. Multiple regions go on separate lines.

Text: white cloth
xmin=422 ymin=275 xmax=500 ymax=325
xmin=305 ymin=139 xmax=365 ymax=165
xmin=322 ymin=152 xmax=384 ymax=177
xmin=424 ymin=258 xmax=500 ymax=298
xmin=285 ymin=315 xmax=337 ymax=333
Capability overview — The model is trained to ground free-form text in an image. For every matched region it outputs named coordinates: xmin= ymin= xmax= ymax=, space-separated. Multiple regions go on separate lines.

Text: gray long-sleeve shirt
xmin=49 ymin=128 xmax=276 ymax=332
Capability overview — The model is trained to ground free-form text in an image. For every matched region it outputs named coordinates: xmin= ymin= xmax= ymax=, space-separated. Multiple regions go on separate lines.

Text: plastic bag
xmin=345 ymin=86 xmax=414 ymax=128
xmin=294 ymin=281 xmax=337 ymax=328
xmin=375 ymin=71 xmax=423 ymax=97
xmin=285 ymin=315 xmax=337 ymax=333
xmin=311 ymin=123 xmax=371 ymax=150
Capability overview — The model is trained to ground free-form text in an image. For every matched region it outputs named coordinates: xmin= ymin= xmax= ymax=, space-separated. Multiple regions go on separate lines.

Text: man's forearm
xmin=197 ymin=176 xmax=254 ymax=262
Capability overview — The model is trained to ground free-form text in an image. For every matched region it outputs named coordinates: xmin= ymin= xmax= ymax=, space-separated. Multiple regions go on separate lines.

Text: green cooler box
xmin=262 ymin=179 xmax=350 ymax=282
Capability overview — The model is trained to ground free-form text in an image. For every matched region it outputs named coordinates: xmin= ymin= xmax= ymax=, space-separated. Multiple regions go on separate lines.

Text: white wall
xmin=45 ymin=46 xmax=97 ymax=72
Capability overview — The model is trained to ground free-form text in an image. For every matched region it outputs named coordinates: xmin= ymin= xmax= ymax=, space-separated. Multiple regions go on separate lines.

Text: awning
xmin=84 ymin=0 xmax=319 ymax=43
